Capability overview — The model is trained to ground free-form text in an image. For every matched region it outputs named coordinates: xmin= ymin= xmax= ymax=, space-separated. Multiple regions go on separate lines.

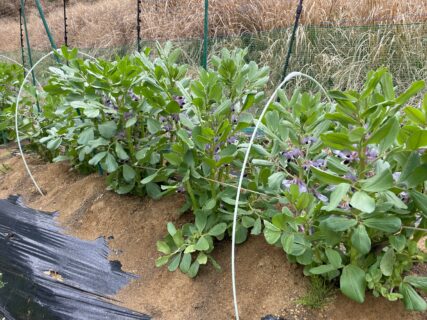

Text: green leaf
xmin=187 ymin=261 xmax=200 ymax=278
xmin=351 ymin=225 xmax=371 ymax=255
xmin=197 ymin=252 xmax=208 ymax=265
xmin=322 ymin=183 xmax=350 ymax=212
xmin=88 ymin=151 xmax=108 ymax=166
xmin=98 ymin=121 xmax=117 ymax=139
xmin=156 ymin=241 xmax=171 ymax=254
xmin=177 ymin=129 xmax=194 ymax=149
xmin=404 ymin=276 xmax=427 ymax=292
xmin=115 ymin=143 xmax=129 ymax=160
xmin=179 ymin=253 xmax=192 ymax=273
xmin=125 ymin=117 xmax=137 ymax=128
xmin=326 ymin=248 xmax=342 ymax=268
xmin=167 ymin=222 xmax=177 ymax=236
xmin=410 ymin=190 xmax=427 ymax=217
xmin=320 ymin=132 xmax=356 ymax=150
xmin=47 ymin=138 xmax=62 ymax=150
xmin=350 ymin=191 xmax=375 ymax=213
xmin=123 ymin=164 xmax=136 ymax=182
xmin=367 ymin=117 xmax=399 ymax=150
xmin=390 ymin=235 xmax=406 ymax=252
xmin=395 ymin=80 xmax=425 ymax=106
xmin=340 ymin=265 xmax=366 ymax=303
xmin=363 ymin=216 xmax=401 ymax=233
xmin=195 ymin=236 xmax=210 ymax=251
xmin=311 ymin=167 xmax=352 ymax=185
xmin=268 ymin=172 xmax=285 ymax=190
xmin=164 ymin=153 xmax=182 ymax=166
xmin=404 ymin=106 xmax=426 ymax=125
xmin=400 ymin=283 xmax=427 ymax=312
xmin=147 ymin=118 xmax=161 ymax=134
xmin=155 ymin=256 xmax=169 ymax=267
xmin=105 ymin=153 xmax=118 ymax=173
xmin=168 ymin=253 xmax=181 ymax=272
xmin=195 ymin=211 xmax=207 ymax=232
xmin=380 ymin=248 xmax=395 ymax=276
xmin=251 ymin=218 xmax=262 ymax=235
xmin=403 ymin=164 xmax=427 ymax=188
xmin=324 ymin=216 xmax=357 ymax=232
xmin=78 ymin=128 xmax=94 ymax=145
xmin=263 ymin=221 xmax=281 ymax=244
xmin=165 ymin=100 xmax=181 ymax=114
xmin=281 ymin=233 xmax=307 ymax=256
xmin=309 ymin=264 xmax=337 ymax=275
xmin=360 ymin=169 xmax=394 ymax=192
xmin=208 ymin=223 xmax=227 ymax=237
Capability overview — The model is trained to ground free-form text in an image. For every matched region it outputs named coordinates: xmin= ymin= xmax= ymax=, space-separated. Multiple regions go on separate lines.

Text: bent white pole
xmin=15 ymin=49 xmax=97 ymax=196
xmin=231 ymin=71 xmax=331 ymax=320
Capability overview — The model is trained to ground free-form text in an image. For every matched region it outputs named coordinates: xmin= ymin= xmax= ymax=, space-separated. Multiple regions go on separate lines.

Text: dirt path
xmin=0 ymin=146 xmax=424 ymax=320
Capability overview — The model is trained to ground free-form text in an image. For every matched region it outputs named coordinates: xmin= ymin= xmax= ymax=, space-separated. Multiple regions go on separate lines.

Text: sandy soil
xmin=0 ymin=145 xmax=425 ymax=320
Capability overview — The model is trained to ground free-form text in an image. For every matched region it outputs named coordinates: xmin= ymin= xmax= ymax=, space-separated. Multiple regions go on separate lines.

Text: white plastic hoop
xmin=15 ymin=49 xmax=97 ymax=196
xmin=231 ymin=71 xmax=331 ymax=320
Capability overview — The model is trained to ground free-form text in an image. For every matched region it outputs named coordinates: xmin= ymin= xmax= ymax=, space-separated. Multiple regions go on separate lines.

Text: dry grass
xmin=0 ymin=0 xmax=426 ymax=52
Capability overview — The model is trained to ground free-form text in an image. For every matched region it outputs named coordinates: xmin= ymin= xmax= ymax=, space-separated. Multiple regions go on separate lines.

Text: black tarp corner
xmin=0 ymin=195 xmax=150 ymax=320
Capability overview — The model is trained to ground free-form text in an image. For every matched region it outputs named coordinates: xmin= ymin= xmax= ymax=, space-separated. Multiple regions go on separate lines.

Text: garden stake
xmin=281 ymin=0 xmax=304 ymax=81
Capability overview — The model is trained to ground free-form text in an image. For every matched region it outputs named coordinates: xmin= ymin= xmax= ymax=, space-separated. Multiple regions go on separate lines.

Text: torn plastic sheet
xmin=0 ymin=195 xmax=150 ymax=320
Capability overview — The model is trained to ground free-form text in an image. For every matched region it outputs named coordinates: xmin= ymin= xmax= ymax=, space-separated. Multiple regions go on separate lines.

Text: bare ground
xmin=0 ymin=145 xmax=425 ymax=320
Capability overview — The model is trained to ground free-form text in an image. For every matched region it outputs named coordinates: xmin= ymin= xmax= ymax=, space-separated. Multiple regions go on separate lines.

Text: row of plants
xmin=3 ymin=45 xmax=427 ymax=311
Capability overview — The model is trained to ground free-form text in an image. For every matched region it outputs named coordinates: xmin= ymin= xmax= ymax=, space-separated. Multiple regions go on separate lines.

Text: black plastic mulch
xmin=0 ymin=195 xmax=150 ymax=320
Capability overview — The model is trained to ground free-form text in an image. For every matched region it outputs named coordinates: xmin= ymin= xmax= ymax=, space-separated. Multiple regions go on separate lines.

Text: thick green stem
xmin=185 ymin=180 xmax=199 ymax=210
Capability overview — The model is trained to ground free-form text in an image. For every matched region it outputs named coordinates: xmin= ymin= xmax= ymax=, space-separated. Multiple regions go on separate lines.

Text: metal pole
xmin=34 ymin=0 xmax=60 ymax=63
xmin=20 ymin=0 xmax=40 ymax=112
xmin=137 ymin=0 xmax=142 ymax=52
xmin=281 ymin=0 xmax=304 ymax=81
xmin=19 ymin=4 xmax=26 ymax=77
xmin=201 ymin=0 xmax=209 ymax=69
xmin=63 ymin=0 xmax=68 ymax=46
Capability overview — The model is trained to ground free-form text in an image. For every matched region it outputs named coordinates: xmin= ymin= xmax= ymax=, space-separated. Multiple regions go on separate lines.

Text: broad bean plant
xmin=7 ymin=44 xmax=426 ymax=310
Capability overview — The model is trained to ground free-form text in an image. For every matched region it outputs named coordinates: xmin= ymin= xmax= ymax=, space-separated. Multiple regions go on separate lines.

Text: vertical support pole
xmin=281 ymin=0 xmax=303 ymax=81
xmin=20 ymin=0 xmax=40 ymax=112
xmin=19 ymin=4 xmax=26 ymax=77
xmin=201 ymin=0 xmax=209 ymax=69
xmin=63 ymin=0 xmax=68 ymax=47
xmin=137 ymin=0 xmax=142 ymax=52
xmin=34 ymin=0 xmax=59 ymax=64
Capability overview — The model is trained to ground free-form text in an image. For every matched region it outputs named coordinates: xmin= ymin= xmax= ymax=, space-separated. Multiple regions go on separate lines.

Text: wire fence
xmin=0 ymin=0 xmax=427 ymax=91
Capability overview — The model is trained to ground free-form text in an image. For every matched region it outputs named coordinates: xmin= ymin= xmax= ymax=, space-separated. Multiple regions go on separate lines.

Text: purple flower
xmin=103 ymin=97 xmax=118 ymax=110
xmin=302 ymin=137 xmax=317 ymax=145
xmin=116 ymin=130 xmax=125 ymax=140
xmin=365 ymin=147 xmax=378 ymax=160
xmin=171 ymin=113 xmax=180 ymax=122
xmin=344 ymin=172 xmax=357 ymax=182
xmin=174 ymin=96 xmax=186 ymax=108
xmin=128 ymin=89 xmax=140 ymax=102
xmin=163 ymin=124 xmax=172 ymax=132
xmin=315 ymin=192 xmax=328 ymax=203
xmin=333 ymin=150 xmax=358 ymax=164
xmin=231 ymin=114 xmax=238 ymax=124
xmin=176 ymin=185 xmax=185 ymax=193
xmin=124 ymin=112 xmax=133 ymax=120
xmin=399 ymin=192 xmax=409 ymax=203
xmin=159 ymin=116 xmax=167 ymax=123
xmin=282 ymin=148 xmax=303 ymax=161
xmin=214 ymin=154 xmax=220 ymax=162
xmin=227 ymin=136 xmax=237 ymax=144
xmin=392 ymin=172 xmax=401 ymax=182
xmin=282 ymin=178 xmax=307 ymax=193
